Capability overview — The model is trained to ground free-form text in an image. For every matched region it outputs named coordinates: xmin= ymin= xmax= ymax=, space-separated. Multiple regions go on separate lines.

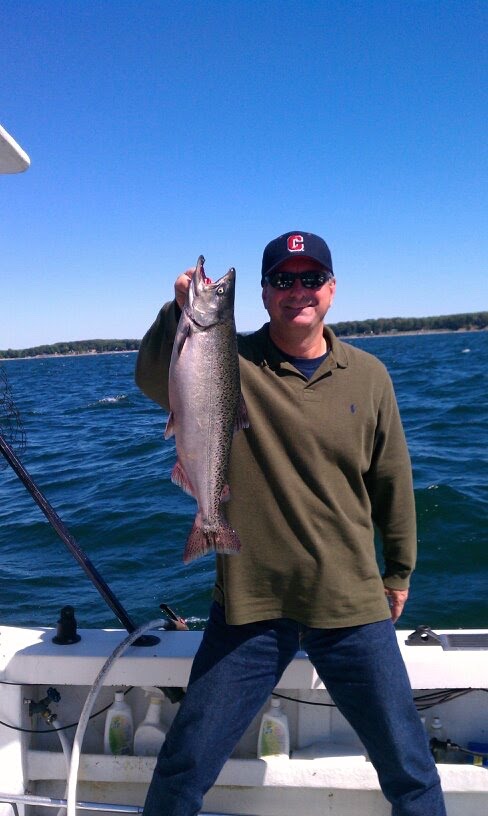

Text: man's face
xmin=262 ymin=256 xmax=336 ymax=332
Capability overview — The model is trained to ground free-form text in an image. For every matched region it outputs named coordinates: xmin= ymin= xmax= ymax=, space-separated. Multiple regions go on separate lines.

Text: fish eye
xmin=216 ymin=286 xmax=225 ymax=295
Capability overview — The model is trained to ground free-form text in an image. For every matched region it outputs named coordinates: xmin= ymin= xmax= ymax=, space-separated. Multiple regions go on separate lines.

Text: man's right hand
xmin=175 ymin=268 xmax=195 ymax=309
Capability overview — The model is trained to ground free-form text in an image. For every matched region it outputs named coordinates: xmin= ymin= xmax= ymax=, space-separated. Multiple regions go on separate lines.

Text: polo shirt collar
xmin=255 ymin=323 xmax=349 ymax=371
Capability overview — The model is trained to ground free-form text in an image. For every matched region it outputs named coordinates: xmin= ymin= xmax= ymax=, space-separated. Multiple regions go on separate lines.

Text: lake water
xmin=0 ymin=330 xmax=486 ymax=632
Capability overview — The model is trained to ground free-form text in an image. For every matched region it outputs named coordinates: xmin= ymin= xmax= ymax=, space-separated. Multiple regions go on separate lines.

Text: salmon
xmin=164 ymin=256 xmax=249 ymax=563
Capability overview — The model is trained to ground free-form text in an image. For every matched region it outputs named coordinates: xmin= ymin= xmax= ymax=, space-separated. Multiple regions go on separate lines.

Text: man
xmin=135 ymin=231 xmax=446 ymax=816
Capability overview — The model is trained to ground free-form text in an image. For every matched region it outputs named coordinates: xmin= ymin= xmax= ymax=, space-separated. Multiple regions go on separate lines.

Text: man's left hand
xmin=384 ymin=587 xmax=409 ymax=623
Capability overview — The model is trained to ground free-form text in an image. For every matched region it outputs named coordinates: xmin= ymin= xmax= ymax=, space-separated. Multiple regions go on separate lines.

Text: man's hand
xmin=175 ymin=268 xmax=195 ymax=309
xmin=384 ymin=587 xmax=409 ymax=623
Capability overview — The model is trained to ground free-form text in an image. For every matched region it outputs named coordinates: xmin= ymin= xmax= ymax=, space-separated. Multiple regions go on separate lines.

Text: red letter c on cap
xmin=287 ymin=234 xmax=304 ymax=252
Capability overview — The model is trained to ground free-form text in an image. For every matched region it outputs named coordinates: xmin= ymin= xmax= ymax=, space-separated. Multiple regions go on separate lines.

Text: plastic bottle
xmin=257 ymin=698 xmax=290 ymax=759
xmin=134 ymin=696 xmax=166 ymax=756
xmin=428 ymin=716 xmax=447 ymax=763
xmin=104 ymin=691 xmax=133 ymax=755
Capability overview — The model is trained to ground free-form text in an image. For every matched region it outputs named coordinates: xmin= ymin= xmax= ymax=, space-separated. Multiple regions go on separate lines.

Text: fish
xmin=164 ymin=255 xmax=249 ymax=563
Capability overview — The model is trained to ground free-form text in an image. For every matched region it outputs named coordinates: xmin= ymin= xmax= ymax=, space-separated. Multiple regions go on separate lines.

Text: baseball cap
xmin=261 ymin=231 xmax=333 ymax=284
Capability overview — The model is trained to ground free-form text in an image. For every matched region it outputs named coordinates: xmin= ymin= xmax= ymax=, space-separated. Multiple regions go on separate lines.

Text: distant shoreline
xmin=1 ymin=349 xmax=140 ymax=361
xmin=346 ymin=327 xmax=486 ymax=339
xmin=1 ymin=327 xmax=485 ymax=361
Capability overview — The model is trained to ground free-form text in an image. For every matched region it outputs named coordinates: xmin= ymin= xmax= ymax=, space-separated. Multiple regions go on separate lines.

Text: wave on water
xmin=91 ymin=394 xmax=129 ymax=406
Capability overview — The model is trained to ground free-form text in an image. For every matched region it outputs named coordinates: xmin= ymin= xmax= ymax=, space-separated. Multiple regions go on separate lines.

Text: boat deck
xmin=0 ymin=625 xmax=487 ymax=816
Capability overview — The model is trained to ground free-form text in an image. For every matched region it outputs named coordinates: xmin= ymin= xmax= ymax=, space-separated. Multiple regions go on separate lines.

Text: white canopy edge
xmin=0 ymin=123 xmax=30 ymax=173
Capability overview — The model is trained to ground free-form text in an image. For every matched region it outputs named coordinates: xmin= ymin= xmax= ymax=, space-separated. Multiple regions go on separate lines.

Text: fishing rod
xmin=0 ymin=367 xmax=158 ymax=647
xmin=0 ymin=429 xmax=163 ymax=647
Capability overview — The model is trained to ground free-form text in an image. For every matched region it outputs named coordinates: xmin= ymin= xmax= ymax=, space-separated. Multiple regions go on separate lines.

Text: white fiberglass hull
xmin=0 ymin=625 xmax=487 ymax=816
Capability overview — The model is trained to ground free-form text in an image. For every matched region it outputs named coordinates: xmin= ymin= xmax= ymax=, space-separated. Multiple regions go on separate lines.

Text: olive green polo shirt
xmin=136 ymin=303 xmax=417 ymax=628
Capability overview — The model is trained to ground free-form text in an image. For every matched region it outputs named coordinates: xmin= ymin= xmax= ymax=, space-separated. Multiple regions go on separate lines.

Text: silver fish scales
xmin=164 ymin=256 xmax=249 ymax=563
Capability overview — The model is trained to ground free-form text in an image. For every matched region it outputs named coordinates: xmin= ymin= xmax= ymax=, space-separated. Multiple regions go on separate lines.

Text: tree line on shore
xmin=329 ymin=311 xmax=487 ymax=337
xmin=0 ymin=339 xmax=140 ymax=359
xmin=1 ymin=312 xmax=486 ymax=359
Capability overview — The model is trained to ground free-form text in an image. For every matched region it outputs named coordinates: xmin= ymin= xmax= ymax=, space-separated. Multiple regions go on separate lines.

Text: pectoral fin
xmin=175 ymin=323 xmax=191 ymax=357
xmin=164 ymin=411 xmax=175 ymax=439
xmin=234 ymin=393 xmax=250 ymax=432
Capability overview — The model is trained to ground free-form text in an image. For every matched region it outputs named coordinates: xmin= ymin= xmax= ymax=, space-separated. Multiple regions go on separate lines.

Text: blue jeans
xmin=143 ymin=602 xmax=445 ymax=816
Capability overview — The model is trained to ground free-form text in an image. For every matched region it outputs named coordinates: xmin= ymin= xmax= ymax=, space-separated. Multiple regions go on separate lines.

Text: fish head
xmin=187 ymin=257 xmax=236 ymax=328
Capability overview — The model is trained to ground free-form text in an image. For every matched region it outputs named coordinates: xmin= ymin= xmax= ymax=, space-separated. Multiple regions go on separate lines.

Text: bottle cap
xmin=271 ymin=698 xmax=281 ymax=707
xmin=115 ymin=691 xmax=125 ymax=702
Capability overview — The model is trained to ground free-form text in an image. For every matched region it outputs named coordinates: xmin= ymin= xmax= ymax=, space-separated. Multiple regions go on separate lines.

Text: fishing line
xmin=0 ymin=367 xmax=25 ymax=464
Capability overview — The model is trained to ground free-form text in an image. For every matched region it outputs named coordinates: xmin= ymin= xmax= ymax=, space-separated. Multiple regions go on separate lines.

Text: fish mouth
xmin=186 ymin=255 xmax=236 ymax=327
xmin=196 ymin=255 xmax=212 ymax=286
xmin=192 ymin=256 xmax=236 ymax=293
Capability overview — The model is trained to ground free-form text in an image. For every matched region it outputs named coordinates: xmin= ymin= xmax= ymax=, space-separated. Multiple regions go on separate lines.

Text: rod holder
xmin=52 ymin=605 xmax=81 ymax=645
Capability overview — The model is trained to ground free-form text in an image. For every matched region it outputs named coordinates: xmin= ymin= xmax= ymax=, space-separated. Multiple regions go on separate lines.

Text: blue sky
xmin=1 ymin=0 xmax=487 ymax=349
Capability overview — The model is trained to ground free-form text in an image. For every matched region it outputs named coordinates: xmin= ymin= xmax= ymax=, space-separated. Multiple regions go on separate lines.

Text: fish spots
xmin=350 ymin=404 xmax=357 ymax=414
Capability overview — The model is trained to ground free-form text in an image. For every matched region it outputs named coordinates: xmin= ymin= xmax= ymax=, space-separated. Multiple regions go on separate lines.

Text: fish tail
xmin=182 ymin=525 xmax=215 ymax=564
xmin=213 ymin=522 xmax=241 ymax=557
xmin=183 ymin=520 xmax=241 ymax=564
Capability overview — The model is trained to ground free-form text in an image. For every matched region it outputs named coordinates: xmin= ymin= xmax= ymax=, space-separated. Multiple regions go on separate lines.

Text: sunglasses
xmin=264 ymin=269 xmax=332 ymax=290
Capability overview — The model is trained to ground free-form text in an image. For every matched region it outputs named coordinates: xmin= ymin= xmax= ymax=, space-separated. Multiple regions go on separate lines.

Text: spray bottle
xmin=104 ymin=690 xmax=133 ymax=755
xmin=134 ymin=693 xmax=166 ymax=756
xmin=257 ymin=697 xmax=290 ymax=759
